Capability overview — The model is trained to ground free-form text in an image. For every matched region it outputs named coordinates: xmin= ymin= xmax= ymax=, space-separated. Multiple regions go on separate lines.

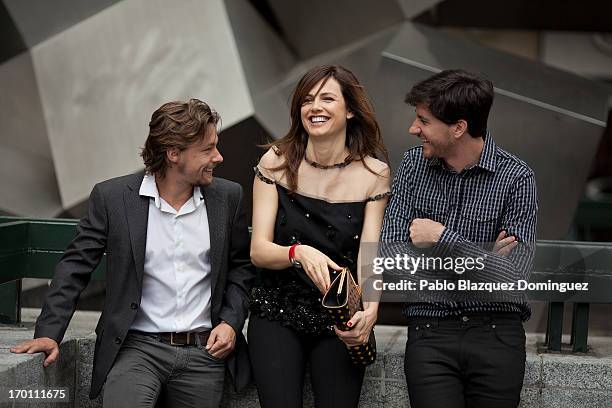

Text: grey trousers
xmin=103 ymin=331 xmax=225 ymax=408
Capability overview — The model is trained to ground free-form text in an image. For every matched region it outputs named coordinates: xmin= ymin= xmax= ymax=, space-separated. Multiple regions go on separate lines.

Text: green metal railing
xmin=1 ymin=216 xmax=611 ymax=354
xmin=0 ymin=217 xmax=106 ymax=324
xmin=529 ymin=240 xmax=612 ymax=352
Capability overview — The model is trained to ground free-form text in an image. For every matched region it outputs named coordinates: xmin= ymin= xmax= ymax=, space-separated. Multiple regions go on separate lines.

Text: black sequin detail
xmin=326 ymin=225 xmax=336 ymax=240
xmin=250 ymin=285 xmax=334 ymax=336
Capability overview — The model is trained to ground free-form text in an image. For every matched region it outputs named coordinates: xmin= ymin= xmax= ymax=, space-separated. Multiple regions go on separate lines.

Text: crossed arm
xmin=380 ymin=157 xmax=538 ymax=288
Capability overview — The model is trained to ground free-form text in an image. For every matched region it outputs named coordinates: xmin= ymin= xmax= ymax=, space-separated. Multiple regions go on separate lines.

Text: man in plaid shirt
xmin=380 ymin=69 xmax=537 ymax=408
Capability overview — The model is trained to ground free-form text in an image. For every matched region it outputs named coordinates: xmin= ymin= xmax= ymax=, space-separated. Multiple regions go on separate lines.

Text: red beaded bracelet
xmin=289 ymin=243 xmax=301 ymax=263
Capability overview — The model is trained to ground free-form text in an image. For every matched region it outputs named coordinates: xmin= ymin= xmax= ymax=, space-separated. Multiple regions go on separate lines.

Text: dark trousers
xmin=404 ymin=313 xmax=525 ymax=408
xmin=248 ymin=315 xmax=365 ymax=408
xmin=102 ymin=331 xmax=226 ymax=408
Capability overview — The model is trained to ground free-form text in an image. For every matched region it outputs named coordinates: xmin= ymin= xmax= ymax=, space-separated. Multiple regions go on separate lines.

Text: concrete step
xmin=2 ymin=309 xmax=612 ymax=407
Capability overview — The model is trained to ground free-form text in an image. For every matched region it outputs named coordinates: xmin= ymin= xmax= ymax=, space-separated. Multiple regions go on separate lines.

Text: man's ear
xmin=453 ymin=120 xmax=468 ymax=138
xmin=166 ymin=147 xmax=180 ymax=164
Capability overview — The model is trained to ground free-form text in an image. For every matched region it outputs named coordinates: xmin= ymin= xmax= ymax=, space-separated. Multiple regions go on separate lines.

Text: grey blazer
xmin=34 ymin=172 xmax=255 ymax=398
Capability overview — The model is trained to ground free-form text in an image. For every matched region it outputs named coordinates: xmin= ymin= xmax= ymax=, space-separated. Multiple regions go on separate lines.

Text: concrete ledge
xmin=0 ymin=314 xmax=86 ymax=408
xmin=2 ymin=310 xmax=612 ymax=407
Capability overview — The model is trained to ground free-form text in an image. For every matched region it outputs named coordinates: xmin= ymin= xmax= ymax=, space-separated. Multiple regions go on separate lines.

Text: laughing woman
xmin=248 ymin=65 xmax=390 ymax=408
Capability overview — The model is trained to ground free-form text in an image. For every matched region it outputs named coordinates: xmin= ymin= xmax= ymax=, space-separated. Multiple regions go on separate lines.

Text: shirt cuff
xmin=431 ymin=227 xmax=462 ymax=257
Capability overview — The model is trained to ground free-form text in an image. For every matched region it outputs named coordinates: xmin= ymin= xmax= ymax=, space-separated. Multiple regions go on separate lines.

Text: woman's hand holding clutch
xmin=293 ymin=245 xmax=343 ymax=294
xmin=334 ymin=308 xmax=377 ymax=347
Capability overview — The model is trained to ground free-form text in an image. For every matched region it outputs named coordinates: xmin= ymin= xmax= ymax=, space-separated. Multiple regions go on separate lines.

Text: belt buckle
xmin=170 ymin=332 xmax=190 ymax=346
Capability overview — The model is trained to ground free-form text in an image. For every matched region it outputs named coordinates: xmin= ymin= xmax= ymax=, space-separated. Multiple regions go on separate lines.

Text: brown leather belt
xmin=131 ymin=330 xmax=212 ymax=346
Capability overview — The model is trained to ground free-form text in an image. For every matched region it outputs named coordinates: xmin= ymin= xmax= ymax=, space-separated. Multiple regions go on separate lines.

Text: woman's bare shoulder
xmin=259 ymin=147 xmax=286 ymax=168
xmin=361 ymin=156 xmax=390 ymax=177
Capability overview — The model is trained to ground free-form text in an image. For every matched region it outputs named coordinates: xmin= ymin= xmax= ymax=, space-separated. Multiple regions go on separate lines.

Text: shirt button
xmin=130 ymin=302 xmax=138 ymax=310
xmin=305 ymin=213 xmax=310 ymax=218
xmin=115 ymin=337 xmax=122 ymax=345
xmin=462 ymin=316 xmax=469 ymax=322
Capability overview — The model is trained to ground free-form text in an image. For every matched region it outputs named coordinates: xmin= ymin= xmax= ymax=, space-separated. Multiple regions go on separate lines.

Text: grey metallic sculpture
xmin=0 ymin=0 xmax=608 ymax=240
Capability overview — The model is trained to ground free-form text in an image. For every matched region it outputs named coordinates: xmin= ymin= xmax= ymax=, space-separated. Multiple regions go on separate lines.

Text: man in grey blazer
xmin=11 ymin=99 xmax=255 ymax=407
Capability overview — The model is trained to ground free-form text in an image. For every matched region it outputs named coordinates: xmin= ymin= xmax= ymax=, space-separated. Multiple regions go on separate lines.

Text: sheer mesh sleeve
xmin=366 ymin=191 xmax=392 ymax=202
xmin=254 ymin=166 xmax=275 ymax=184
xmin=366 ymin=161 xmax=391 ymax=202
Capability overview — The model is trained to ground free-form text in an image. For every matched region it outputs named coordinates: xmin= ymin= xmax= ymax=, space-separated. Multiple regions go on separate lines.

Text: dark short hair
xmin=141 ymin=99 xmax=220 ymax=177
xmin=405 ymin=69 xmax=494 ymax=138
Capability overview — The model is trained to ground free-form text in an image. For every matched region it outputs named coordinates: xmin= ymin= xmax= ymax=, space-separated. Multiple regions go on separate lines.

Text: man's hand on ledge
xmin=10 ymin=337 xmax=59 ymax=367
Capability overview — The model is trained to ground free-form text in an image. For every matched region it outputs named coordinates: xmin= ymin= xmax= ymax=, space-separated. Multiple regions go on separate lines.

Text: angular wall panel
xmin=396 ymin=0 xmax=443 ymax=19
xmin=31 ymin=0 xmax=253 ymax=209
xmin=224 ymin=0 xmax=297 ymax=139
xmin=0 ymin=1 xmax=26 ymax=63
xmin=225 ymin=0 xmax=296 ymax=96
xmin=383 ymin=24 xmax=609 ymax=122
xmin=0 ymin=52 xmax=61 ymax=216
xmin=266 ymin=0 xmax=404 ymax=59
xmin=3 ymin=0 xmax=122 ymax=47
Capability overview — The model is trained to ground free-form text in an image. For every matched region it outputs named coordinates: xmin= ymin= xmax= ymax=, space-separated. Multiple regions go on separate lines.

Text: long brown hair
xmin=141 ymin=99 xmax=220 ymax=178
xmin=267 ymin=65 xmax=388 ymax=192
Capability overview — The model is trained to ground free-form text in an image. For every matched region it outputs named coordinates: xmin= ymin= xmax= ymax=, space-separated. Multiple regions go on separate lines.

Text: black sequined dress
xmin=250 ymin=168 xmax=387 ymax=336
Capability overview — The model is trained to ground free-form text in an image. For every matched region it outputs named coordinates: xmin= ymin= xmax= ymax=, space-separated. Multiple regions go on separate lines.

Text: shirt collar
xmin=476 ymin=131 xmax=497 ymax=173
xmin=426 ymin=156 xmax=442 ymax=168
xmin=193 ymin=186 xmax=205 ymax=208
xmin=139 ymin=173 xmax=204 ymax=210
xmin=425 ymin=131 xmax=497 ymax=173
xmin=139 ymin=173 xmax=162 ymax=208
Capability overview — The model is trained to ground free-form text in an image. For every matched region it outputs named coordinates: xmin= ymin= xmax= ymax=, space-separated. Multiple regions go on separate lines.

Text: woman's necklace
xmin=304 ymin=155 xmax=352 ymax=169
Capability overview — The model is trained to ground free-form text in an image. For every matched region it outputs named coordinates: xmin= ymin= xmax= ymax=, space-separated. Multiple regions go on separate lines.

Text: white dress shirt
xmin=131 ymin=174 xmax=212 ymax=332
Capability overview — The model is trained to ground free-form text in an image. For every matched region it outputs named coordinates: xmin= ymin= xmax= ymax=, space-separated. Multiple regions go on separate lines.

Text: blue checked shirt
xmin=380 ymin=133 xmax=538 ymax=321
